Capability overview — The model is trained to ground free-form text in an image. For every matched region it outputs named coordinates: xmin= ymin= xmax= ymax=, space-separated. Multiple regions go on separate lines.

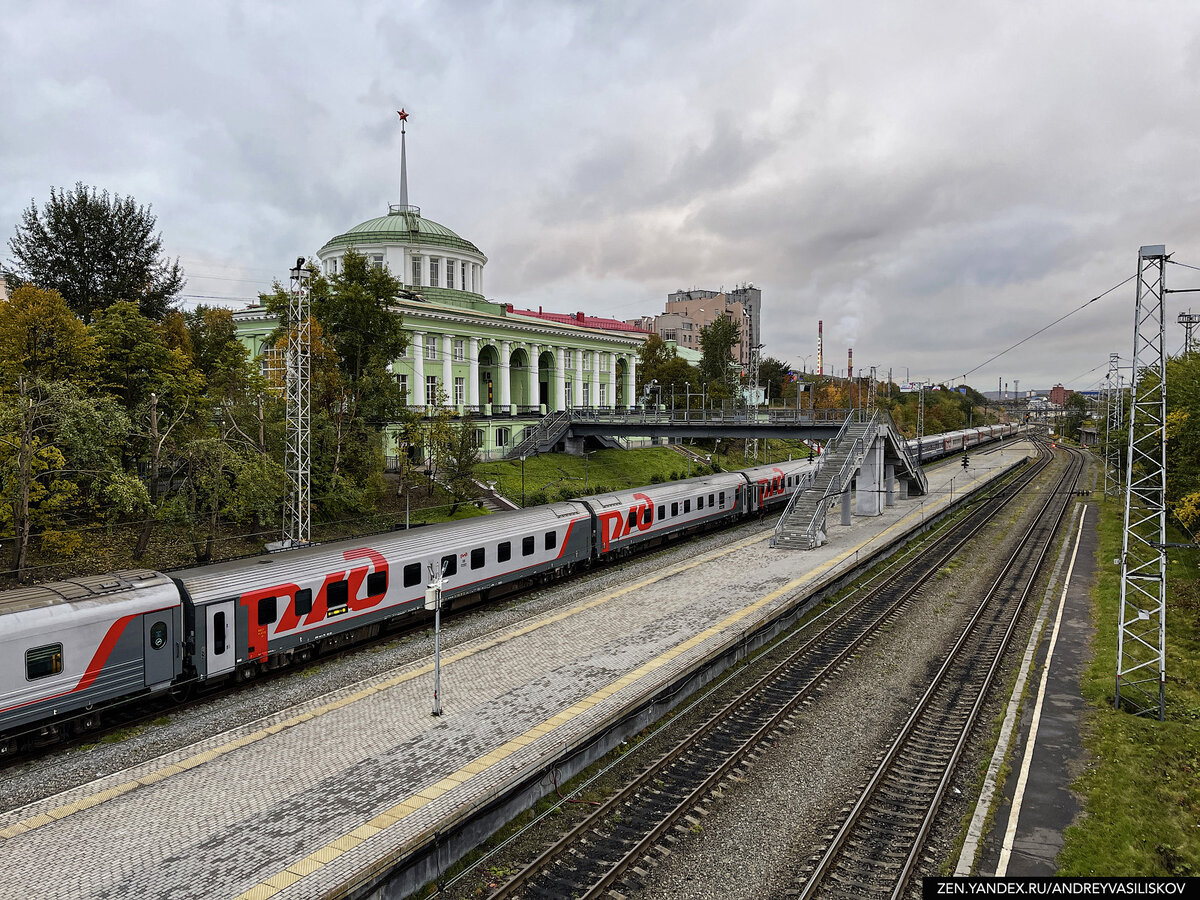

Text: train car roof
xmin=576 ymin=471 xmax=746 ymax=511
xmin=0 ymin=569 xmax=177 ymax=618
xmin=173 ymin=501 xmax=593 ymax=603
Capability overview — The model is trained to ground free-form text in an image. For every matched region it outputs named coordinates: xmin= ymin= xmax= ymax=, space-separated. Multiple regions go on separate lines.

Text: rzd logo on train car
xmin=238 ymin=547 xmax=390 ymax=657
xmin=757 ymin=467 xmax=787 ymax=504
xmin=596 ymin=492 xmax=654 ymax=552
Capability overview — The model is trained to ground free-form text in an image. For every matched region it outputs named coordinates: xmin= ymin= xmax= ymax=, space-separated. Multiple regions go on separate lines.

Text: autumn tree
xmin=7 ymin=183 xmax=184 ymax=323
xmin=0 ymin=285 xmax=96 ymax=386
xmin=439 ymin=417 xmax=481 ymax=513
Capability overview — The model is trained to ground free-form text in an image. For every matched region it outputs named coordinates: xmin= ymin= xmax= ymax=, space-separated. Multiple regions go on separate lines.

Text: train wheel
xmin=295 ymin=646 xmax=314 ymax=664
xmin=0 ymin=735 xmax=15 ymax=757
xmin=70 ymin=711 xmax=101 ymax=736
xmin=169 ymin=682 xmax=194 ymax=704
xmin=234 ymin=664 xmax=258 ymax=683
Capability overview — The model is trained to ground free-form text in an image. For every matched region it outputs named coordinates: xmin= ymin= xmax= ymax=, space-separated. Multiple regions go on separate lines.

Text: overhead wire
xmin=948 ymin=273 xmax=1137 ymax=383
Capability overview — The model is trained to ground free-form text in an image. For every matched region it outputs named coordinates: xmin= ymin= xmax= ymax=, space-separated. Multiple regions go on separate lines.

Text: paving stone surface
xmin=0 ymin=445 xmax=1032 ymax=900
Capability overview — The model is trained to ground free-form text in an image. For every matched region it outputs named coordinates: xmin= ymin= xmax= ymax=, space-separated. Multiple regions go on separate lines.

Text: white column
xmin=476 ymin=264 xmax=483 ymax=295
xmin=412 ymin=331 xmax=425 ymax=406
xmin=528 ymin=344 xmax=540 ymax=409
xmin=442 ymin=334 xmax=452 ymax=405
xmin=500 ymin=340 xmax=511 ymax=408
xmin=609 ymin=353 xmax=618 ymax=409
xmin=626 ymin=358 xmax=638 ymax=410
xmin=555 ymin=347 xmax=566 ymax=411
xmin=420 ymin=256 xmax=429 ymax=287
xmin=468 ymin=337 xmax=479 ymax=407
xmin=573 ymin=348 xmax=583 ymax=408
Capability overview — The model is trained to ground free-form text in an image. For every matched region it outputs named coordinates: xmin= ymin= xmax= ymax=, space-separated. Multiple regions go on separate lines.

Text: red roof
xmin=506 ymin=304 xmax=651 ymax=334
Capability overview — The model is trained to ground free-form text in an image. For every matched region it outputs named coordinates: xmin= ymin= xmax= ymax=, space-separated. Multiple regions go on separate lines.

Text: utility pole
xmin=1116 ymin=245 xmax=1168 ymax=720
xmin=283 ymin=257 xmax=312 ymax=549
xmin=425 ymin=564 xmax=446 ymax=716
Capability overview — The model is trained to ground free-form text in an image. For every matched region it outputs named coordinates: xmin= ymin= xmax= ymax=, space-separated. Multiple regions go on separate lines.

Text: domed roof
xmin=319 ymin=206 xmax=486 ymax=259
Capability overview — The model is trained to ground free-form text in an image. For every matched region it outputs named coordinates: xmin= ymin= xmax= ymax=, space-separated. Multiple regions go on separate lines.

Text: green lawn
xmin=475 ymin=440 xmax=815 ymax=506
xmin=1057 ymin=497 xmax=1200 ymax=875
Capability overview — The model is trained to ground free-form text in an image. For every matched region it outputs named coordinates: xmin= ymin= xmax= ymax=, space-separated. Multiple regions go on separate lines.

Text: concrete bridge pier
xmin=855 ymin=435 xmax=884 ymax=517
xmin=885 ymin=463 xmax=896 ymax=508
xmin=840 ymin=485 xmax=852 ymax=526
xmin=899 ymin=478 xmax=910 ymax=500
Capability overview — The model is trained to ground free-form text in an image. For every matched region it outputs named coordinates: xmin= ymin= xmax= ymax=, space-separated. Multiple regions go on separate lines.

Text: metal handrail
xmin=770 ymin=458 xmax=822 ymax=547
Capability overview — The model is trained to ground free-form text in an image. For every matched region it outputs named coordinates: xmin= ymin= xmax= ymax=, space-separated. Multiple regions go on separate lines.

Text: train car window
xmin=684 ymin=499 xmax=691 ymax=513
xmin=697 ymin=496 xmax=704 ymax=510
xmin=522 ymin=535 xmax=535 ymax=556
xmin=295 ymin=589 xmax=313 ymax=617
xmin=403 ymin=563 xmax=421 ymax=587
xmin=25 ymin=643 xmax=63 ymax=680
xmin=671 ymin=502 xmax=679 ymax=517
xmin=709 ymin=493 xmax=715 ymax=505
xmin=367 ymin=571 xmax=388 ymax=595
xmin=498 ymin=541 xmax=512 ymax=562
xmin=658 ymin=504 xmax=665 ymax=520
xmin=642 ymin=507 xmax=652 ymax=526
xmin=470 ymin=547 xmax=485 ymax=570
xmin=626 ymin=509 xmax=637 ymax=530
xmin=327 ymin=580 xmax=349 ymax=612
xmin=258 ymin=596 xmax=278 ymax=626
xmin=440 ymin=554 xmax=458 ymax=577
xmin=214 ymin=612 xmax=227 ymax=655
xmin=719 ymin=491 xmax=725 ymax=507
xmin=545 ymin=530 xmax=557 ymax=550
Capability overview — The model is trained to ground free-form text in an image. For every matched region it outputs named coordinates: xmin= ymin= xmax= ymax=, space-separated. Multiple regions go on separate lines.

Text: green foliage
xmin=438 ymin=417 xmax=482 ymax=513
xmin=0 ymin=285 xmax=96 ymax=385
xmin=6 ymin=182 xmax=184 ymax=323
xmin=92 ymin=301 xmax=204 ymax=415
xmin=698 ymin=315 xmax=741 ymax=384
xmin=758 ymin=356 xmax=791 ymax=402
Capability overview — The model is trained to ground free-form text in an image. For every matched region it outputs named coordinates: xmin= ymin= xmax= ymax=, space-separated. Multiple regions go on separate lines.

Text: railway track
xmin=794 ymin=446 xmax=1084 ymax=900
xmin=476 ymin=443 xmax=1058 ymax=900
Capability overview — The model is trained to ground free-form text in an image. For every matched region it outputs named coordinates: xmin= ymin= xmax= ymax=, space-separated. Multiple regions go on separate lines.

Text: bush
xmin=669 ymin=471 xmax=680 ymax=481
xmin=710 ymin=462 xmax=723 ymax=473
xmin=556 ymin=487 xmax=577 ymax=502
xmin=526 ymin=490 xmax=548 ymax=507
xmin=650 ymin=473 xmax=664 ymax=484
xmin=591 ymin=484 xmax=609 ymax=494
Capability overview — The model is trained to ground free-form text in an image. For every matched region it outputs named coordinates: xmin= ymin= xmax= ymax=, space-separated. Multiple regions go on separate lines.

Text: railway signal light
xmin=961 ymin=454 xmax=969 ymax=470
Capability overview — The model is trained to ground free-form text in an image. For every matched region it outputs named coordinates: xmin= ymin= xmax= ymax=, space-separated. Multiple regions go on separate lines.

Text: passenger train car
xmin=0 ymin=424 xmax=1018 ymax=753
xmin=0 ymin=456 xmax=820 ymax=752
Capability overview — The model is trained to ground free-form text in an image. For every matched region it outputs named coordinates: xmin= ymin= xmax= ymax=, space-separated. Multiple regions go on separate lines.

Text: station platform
xmin=0 ymin=441 xmax=1035 ymax=900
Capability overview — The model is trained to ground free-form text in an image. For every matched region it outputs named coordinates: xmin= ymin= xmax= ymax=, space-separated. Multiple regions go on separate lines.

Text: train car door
xmin=205 ymin=601 xmax=236 ymax=678
xmin=143 ymin=614 xmax=175 ymax=688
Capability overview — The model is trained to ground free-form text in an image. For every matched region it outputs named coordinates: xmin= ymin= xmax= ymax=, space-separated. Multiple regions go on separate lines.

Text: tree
xmin=439 ymin=417 xmax=481 ymax=513
xmin=758 ymin=356 xmax=791 ymax=404
xmin=698 ymin=316 xmax=741 ymax=384
xmin=637 ymin=334 xmax=676 ymax=394
xmin=0 ymin=285 xmax=96 ymax=386
xmin=92 ymin=301 xmax=203 ymax=415
xmin=7 ymin=183 xmax=184 ymax=322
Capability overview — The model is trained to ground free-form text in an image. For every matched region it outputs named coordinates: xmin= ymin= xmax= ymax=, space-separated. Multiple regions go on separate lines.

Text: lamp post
xmin=520 ymin=454 xmax=526 ymax=507
xmin=585 ymin=450 xmax=593 ymax=491
xmin=425 ymin=563 xmax=447 ymax=716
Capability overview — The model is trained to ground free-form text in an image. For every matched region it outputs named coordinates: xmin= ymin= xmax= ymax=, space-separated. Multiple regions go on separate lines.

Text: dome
xmin=319 ymin=206 xmax=486 ymax=260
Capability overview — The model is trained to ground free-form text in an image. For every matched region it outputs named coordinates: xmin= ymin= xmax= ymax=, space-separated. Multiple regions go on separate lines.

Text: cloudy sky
xmin=4 ymin=0 xmax=1200 ymax=392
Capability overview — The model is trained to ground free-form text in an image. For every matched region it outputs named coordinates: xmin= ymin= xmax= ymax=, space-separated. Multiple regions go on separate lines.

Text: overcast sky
xmin=4 ymin=0 xmax=1200 ymax=393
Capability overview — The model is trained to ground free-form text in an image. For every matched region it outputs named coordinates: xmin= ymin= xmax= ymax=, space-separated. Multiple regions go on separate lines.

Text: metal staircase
xmin=771 ymin=409 xmax=927 ymax=550
xmin=505 ymin=409 xmax=570 ymax=459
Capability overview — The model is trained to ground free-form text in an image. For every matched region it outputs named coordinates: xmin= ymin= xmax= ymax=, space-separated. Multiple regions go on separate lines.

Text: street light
xmin=520 ymin=454 xmax=527 ymax=507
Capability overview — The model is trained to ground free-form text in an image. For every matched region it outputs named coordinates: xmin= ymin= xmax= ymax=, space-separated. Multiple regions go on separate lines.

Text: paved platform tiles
xmin=0 ymin=442 xmax=1035 ymax=900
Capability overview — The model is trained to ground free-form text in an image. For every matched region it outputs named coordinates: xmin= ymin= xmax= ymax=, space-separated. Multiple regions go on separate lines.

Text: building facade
xmin=234 ymin=210 xmax=643 ymax=458
xmin=632 ymin=284 xmax=762 ymax=366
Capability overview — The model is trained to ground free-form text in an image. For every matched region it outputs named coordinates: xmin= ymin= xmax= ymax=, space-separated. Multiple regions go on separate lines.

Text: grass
xmin=1057 ymin=497 xmax=1200 ymax=876
xmin=475 ymin=440 xmax=815 ymax=505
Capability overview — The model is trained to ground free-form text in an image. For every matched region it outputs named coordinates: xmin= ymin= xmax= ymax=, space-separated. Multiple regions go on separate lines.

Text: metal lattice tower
xmin=867 ymin=366 xmax=877 ymax=410
xmin=1104 ymin=353 xmax=1123 ymax=498
xmin=1179 ymin=309 xmax=1200 ymax=355
xmin=1116 ymin=245 xmax=1168 ymax=720
xmin=748 ymin=343 xmax=761 ymax=408
xmin=284 ymin=258 xmax=312 ymax=549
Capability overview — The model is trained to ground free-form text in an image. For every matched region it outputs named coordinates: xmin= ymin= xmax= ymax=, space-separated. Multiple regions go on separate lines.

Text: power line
xmin=949 ymin=273 xmax=1137 ymax=383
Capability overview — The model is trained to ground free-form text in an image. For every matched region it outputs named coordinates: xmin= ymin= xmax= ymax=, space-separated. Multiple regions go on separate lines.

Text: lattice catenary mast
xmin=1115 ymin=245 xmax=1168 ymax=719
xmin=1103 ymin=352 xmax=1122 ymax=498
xmin=283 ymin=257 xmax=312 ymax=549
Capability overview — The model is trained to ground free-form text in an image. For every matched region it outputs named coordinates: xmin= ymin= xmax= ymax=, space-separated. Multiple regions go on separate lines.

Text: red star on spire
xmin=397 ymin=109 xmax=409 ymax=122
